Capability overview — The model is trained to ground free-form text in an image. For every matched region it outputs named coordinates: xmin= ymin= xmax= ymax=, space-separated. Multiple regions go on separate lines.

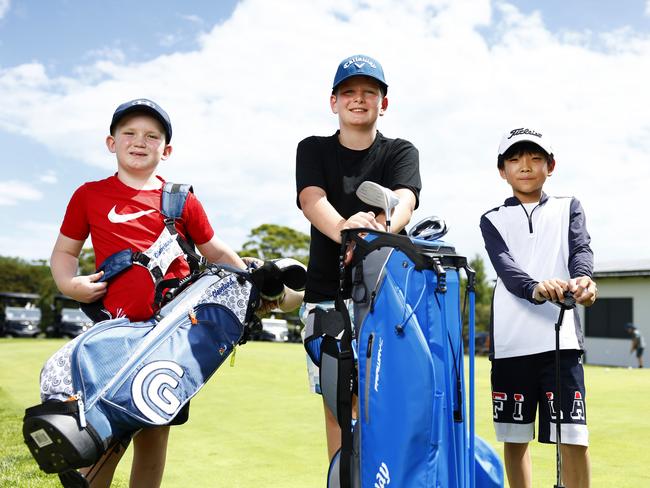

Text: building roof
xmin=594 ymin=260 xmax=650 ymax=278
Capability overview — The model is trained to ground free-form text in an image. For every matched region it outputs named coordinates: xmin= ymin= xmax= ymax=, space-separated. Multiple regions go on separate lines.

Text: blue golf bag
xmin=303 ymin=228 xmax=504 ymax=488
xmin=23 ymin=261 xmax=304 ymax=478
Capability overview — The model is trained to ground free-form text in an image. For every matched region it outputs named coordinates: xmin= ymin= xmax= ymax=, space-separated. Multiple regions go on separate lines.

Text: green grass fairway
xmin=1 ymin=338 xmax=648 ymax=487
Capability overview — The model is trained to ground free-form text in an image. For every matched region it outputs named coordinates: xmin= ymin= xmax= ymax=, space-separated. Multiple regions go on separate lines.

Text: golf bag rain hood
xmin=304 ymin=228 xmax=503 ymax=488
xmin=23 ymin=260 xmax=305 ymax=476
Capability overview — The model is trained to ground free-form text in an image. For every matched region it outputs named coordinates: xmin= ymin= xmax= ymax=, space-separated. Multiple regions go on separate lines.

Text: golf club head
xmin=356 ymin=181 xmax=400 ymax=218
xmin=408 ymin=216 xmax=449 ymax=241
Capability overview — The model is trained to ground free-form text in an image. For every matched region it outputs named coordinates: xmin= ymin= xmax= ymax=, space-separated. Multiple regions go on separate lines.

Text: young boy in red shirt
xmin=50 ymin=98 xmax=246 ymax=487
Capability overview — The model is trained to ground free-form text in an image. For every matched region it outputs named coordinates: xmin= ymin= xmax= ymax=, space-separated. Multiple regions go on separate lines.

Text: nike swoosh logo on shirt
xmin=107 ymin=206 xmax=156 ymax=223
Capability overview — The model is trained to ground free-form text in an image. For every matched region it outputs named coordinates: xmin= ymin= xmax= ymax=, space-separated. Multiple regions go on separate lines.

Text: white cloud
xmin=0 ymin=0 xmax=649 ymax=270
xmin=83 ymin=47 xmax=126 ymax=64
xmin=39 ymin=170 xmax=58 ymax=184
xmin=181 ymin=14 xmax=203 ymax=25
xmin=646 ymin=0 xmax=650 ymax=16
xmin=158 ymin=33 xmax=182 ymax=47
xmin=0 ymin=0 xmax=9 ymax=19
xmin=0 ymin=180 xmax=43 ymax=205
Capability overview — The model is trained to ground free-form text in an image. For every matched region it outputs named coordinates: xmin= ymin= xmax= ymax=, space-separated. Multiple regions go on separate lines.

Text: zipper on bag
xmin=364 ymin=333 xmax=374 ymax=423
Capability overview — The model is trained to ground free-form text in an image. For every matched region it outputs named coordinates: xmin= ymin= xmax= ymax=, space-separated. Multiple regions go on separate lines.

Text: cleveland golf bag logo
xmin=132 ymin=360 xmax=185 ymax=424
xmin=374 ymin=462 xmax=390 ymax=487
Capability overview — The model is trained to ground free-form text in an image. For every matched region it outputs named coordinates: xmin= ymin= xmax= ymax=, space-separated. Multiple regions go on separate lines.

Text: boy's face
xmin=106 ymin=113 xmax=172 ymax=176
xmin=330 ymin=76 xmax=388 ymax=130
xmin=499 ymin=151 xmax=555 ymax=203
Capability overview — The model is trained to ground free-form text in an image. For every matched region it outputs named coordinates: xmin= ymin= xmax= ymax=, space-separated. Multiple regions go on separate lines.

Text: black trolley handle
xmin=552 ymin=291 xmax=576 ymax=488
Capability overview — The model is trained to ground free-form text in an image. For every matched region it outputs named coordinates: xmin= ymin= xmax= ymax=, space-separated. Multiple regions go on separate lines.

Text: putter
xmin=356 ymin=181 xmax=400 ymax=232
xmin=551 ymin=290 xmax=576 ymax=488
xmin=408 ymin=216 xmax=449 ymax=241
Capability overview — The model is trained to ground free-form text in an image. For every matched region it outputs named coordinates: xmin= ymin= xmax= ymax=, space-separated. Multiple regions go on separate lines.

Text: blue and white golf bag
xmin=23 ymin=261 xmax=304 ymax=476
xmin=303 ymin=228 xmax=504 ymax=488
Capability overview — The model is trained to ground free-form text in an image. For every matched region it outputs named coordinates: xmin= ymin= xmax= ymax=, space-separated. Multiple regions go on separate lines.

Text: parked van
xmin=0 ymin=292 xmax=41 ymax=338
xmin=257 ymin=317 xmax=289 ymax=342
xmin=46 ymin=294 xmax=94 ymax=338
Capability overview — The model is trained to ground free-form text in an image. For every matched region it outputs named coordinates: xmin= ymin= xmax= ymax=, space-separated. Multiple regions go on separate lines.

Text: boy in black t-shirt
xmin=295 ymin=54 xmax=421 ymax=460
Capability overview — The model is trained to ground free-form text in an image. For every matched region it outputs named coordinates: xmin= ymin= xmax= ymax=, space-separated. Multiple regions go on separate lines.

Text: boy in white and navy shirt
xmin=480 ymin=127 xmax=597 ymax=488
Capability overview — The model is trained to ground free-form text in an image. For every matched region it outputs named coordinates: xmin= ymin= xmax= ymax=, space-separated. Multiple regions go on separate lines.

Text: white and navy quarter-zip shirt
xmin=480 ymin=193 xmax=593 ymax=359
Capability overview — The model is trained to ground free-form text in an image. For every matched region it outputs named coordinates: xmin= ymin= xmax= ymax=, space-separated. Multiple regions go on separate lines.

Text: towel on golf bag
xmin=23 ymin=260 xmax=305 ymax=475
xmin=304 ymin=228 xmax=503 ymax=488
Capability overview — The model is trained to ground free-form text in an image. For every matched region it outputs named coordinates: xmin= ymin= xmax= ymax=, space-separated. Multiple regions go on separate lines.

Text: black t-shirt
xmin=296 ymin=131 xmax=421 ymax=302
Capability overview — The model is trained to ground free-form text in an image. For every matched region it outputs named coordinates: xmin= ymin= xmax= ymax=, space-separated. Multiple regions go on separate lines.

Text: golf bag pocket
xmin=303 ymin=306 xmax=347 ymax=367
xmin=356 ymin=271 xmax=440 ymax=487
xmin=100 ymin=304 xmax=244 ymax=427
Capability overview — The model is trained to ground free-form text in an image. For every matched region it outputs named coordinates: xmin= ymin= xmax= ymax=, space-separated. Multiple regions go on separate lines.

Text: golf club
xmin=551 ymin=290 xmax=576 ymax=488
xmin=356 ymin=181 xmax=400 ymax=232
xmin=408 ymin=216 xmax=449 ymax=241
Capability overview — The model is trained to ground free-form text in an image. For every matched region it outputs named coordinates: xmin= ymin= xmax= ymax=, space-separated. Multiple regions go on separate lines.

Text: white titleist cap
xmin=498 ymin=127 xmax=553 ymax=157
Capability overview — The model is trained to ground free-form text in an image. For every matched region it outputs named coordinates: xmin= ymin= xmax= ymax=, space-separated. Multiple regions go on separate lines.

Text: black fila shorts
xmin=490 ymin=350 xmax=588 ymax=446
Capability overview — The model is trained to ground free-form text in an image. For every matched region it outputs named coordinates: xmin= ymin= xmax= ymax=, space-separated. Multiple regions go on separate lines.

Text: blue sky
xmin=1 ymin=0 xmax=649 ymax=275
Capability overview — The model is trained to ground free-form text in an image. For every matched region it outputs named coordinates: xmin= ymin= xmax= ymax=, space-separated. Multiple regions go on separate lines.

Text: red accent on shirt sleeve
xmin=60 ymin=185 xmax=90 ymax=241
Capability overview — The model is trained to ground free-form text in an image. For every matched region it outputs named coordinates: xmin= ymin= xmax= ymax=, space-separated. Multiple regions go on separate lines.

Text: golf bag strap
xmin=343 ymin=229 xmax=430 ymax=271
xmin=342 ymin=228 xmax=470 ymax=276
xmin=303 ymin=306 xmax=347 ymax=363
xmin=85 ymin=182 xmax=208 ymax=317
xmin=25 ymin=400 xmax=79 ymax=417
xmin=161 ymin=183 xmax=192 ymax=219
xmin=161 ymin=182 xmax=206 ymax=276
xmin=335 ymin=294 xmax=354 ymax=488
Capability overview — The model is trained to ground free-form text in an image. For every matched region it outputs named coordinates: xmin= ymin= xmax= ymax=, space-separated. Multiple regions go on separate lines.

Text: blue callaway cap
xmin=332 ymin=54 xmax=388 ymax=94
xmin=110 ymin=98 xmax=172 ymax=143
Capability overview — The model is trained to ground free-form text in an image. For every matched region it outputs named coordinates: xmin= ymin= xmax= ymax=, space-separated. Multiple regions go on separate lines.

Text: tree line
xmin=0 ymin=224 xmax=493 ymax=332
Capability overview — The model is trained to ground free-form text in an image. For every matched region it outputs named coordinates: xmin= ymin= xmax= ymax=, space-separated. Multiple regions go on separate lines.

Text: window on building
xmin=584 ymin=297 xmax=632 ymax=339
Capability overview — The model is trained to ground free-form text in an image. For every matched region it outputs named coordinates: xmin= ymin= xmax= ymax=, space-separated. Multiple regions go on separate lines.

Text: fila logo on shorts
xmin=570 ymin=391 xmax=585 ymax=420
xmin=513 ymin=393 xmax=524 ymax=421
xmin=492 ymin=391 xmax=507 ymax=419
xmin=493 ymin=391 xmax=526 ymax=421
xmin=546 ymin=391 xmax=564 ymax=420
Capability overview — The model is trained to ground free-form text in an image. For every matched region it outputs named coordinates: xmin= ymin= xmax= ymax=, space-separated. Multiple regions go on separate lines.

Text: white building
xmin=581 ymin=260 xmax=650 ymax=368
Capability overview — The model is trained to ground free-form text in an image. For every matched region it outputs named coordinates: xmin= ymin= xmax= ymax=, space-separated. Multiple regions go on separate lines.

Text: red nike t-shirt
xmin=60 ymin=175 xmax=214 ymax=321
